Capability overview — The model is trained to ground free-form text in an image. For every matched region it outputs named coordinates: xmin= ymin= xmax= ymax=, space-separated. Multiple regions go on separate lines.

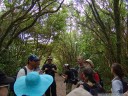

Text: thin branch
xmin=0 ymin=0 xmax=64 ymax=53
xmin=0 ymin=0 xmax=36 ymax=50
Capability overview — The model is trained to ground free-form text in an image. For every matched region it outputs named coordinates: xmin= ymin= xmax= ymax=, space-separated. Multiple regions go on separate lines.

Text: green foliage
xmin=0 ymin=0 xmax=128 ymax=91
xmin=71 ymin=0 xmax=128 ymax=90
xmin=53 ymin=30 xmax=79 ymax=70
xmin=0 ymin=0 xmax=66 ymax=76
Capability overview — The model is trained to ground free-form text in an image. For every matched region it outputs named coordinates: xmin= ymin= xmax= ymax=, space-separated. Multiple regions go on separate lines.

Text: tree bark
xmin=113 ymin=0 xmax=122 ymax=63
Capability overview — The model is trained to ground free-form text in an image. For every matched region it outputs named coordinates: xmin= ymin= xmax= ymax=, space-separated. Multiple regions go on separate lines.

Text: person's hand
xmin=87 ymin=81 xmax=94 ymax=87
xmin=79 ymin=85 xmax=84 ymax=88
xmin=52 ymin=68 xmax=57 ymax=73
xmin=77 ymin=81 xmax=84 ymax=85
xmin=52 ymin=68 xmax=55 ymax=71
xmin=123 ymin=91 xmax=128 ymax=96
xmin=45 ymin=68 xmax=48 ymax=71
xmin=76 ymin=81 xmax=84 ymax=88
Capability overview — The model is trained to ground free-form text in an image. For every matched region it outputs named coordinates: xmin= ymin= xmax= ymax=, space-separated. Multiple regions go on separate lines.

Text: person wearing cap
xmin=85 ymin=59 xmax=101 ymax=86
xmin=14 ymin=72 xmax=53 ymax=96
xmin=85 ymin=59 xmax=94 ymax=68
xmin=62 ymin=64 xmax=73 ymax=94
xmin=17 ymin=54 xmax=40 ymax=78
xmin=0 ymin=70 xmax=15 ymax=96
xmin=42 ymin=56 xmax=57 ymax=96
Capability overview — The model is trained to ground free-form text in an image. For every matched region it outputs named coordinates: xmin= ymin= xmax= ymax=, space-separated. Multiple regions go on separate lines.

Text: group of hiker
xmin=62 ymin=56 xmax=128 ymax=96
xmin=0 ymin=54 xmax=128 ymax=96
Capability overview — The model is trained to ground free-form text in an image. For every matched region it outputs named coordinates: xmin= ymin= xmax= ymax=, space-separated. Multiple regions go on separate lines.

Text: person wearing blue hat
xmin=14 ymin=72 xmax=53 ymax=96
xmin=17 ymin=54 xmax=40 ymax=78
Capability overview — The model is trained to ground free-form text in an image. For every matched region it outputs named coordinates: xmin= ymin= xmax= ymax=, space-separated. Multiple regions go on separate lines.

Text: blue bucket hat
xmin=28 ymin=54 xmax=40 ymax=61
xmin=14 ymin=72 xmax=53 ymax=96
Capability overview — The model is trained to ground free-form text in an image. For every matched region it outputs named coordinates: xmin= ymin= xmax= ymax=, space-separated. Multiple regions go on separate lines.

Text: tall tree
xmin=113 ymin=0 xmax=121 ymax=63
xmin=73 ymin=0 xmax=127 ymax=64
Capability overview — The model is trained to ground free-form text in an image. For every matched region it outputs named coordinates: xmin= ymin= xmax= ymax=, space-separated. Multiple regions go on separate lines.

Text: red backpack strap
xmin=93 ymin=72 xmax=100 ymax=83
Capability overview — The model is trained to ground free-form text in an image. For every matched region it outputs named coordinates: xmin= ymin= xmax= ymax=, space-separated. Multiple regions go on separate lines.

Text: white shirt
xmin=16 ymin=66 xmax=34 ymax=79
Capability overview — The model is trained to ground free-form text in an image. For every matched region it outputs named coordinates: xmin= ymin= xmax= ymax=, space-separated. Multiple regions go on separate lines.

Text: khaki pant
xmin=66 ymin=83 xmax=72 ymax=94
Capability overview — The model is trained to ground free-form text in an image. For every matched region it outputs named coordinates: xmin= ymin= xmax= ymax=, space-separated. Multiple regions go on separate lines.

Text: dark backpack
xmin=69 ymin=68 xmax=78 ymax=85
xmin=121 ymin=77 xmax=128 ymax=93
xmin=115 ymin=77 xmax=128 ymax=93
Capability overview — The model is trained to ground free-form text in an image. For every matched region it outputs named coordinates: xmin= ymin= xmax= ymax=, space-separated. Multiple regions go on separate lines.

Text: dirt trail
xmin=55 ymin=73 xmax=76 ymax=96
xmin=55 ymin=73 xmax=66 ymax=96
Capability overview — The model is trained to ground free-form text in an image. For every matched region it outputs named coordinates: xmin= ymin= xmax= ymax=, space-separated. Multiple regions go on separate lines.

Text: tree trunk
xmin=113 ymin=0 xmax=122 ymax=63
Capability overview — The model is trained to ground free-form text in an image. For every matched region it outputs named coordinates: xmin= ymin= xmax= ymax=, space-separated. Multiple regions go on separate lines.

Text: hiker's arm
xmin=41 ymin=65 xmax=48 ymax=73
xmin=52 ymin=65 xmax=57 ymax=73
xmin=63 ymin=71 xmax=69 ymax=79
xmin=62 ymin=74 xmax=68 ymax=80
xmin=52 ymin=68 xmax=57 ymax=73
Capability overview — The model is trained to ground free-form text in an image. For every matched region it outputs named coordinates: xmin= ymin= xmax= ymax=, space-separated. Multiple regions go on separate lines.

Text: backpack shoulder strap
xmin=23 ymin=66 xmax=27 ymax=75
xmin=83 ymin=83 xmax=91 ymax=92
xmin=69 ymin=69 xmax=75 ymax=79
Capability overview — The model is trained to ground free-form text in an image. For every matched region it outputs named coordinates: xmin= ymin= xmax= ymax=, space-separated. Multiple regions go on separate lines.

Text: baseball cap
xmin=85 ymin=59 xmax=94 ymax=67
xmin=28 ymin=54 xmax=40 ymax=61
